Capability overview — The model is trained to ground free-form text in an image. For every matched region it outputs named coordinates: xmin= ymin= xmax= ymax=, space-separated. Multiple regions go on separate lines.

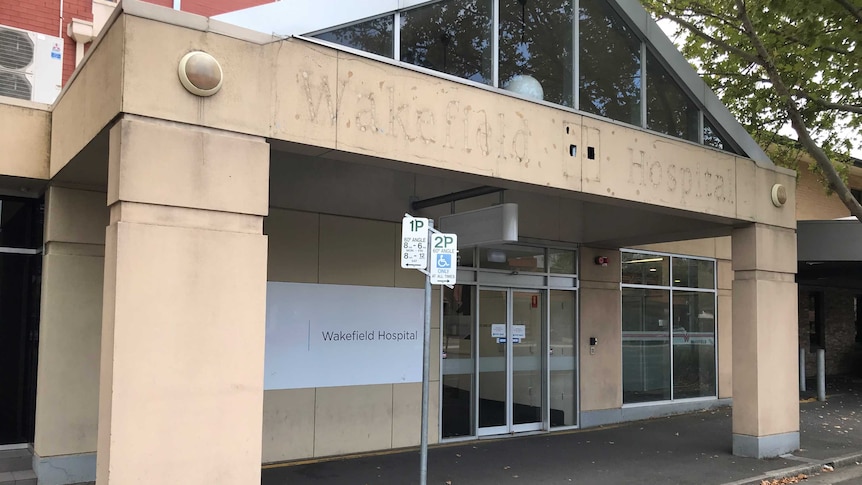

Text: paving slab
xmin=261 ymin=377 xmax=862 ymax=485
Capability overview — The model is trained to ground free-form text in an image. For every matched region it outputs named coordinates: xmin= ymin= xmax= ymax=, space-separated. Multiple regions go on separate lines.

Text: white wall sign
xmin=265 ymin=282 xmax=424 ymax=390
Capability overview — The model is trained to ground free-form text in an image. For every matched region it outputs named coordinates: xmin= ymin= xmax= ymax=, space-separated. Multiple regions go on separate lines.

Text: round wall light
xmin=178 ymin=51 xmax=223 ymax=97
xmin=771 ymin=183 xmax=788 ymax=207
xmin=503 ymin=74 xmax=544 ymax=101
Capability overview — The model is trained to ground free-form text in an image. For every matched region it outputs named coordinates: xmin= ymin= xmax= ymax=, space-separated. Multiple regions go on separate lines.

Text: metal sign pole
xmin=419 ymin=220 xmax=433 ymax=485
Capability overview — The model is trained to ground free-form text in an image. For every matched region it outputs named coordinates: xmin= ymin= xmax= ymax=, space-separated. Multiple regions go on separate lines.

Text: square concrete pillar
xmin=96 ymin=116 xmax=269 ymax=484
xmin=33 ymin=187 xmax=108 ymax=485
xmin=731 ymin=224 xmax=799 ymax=458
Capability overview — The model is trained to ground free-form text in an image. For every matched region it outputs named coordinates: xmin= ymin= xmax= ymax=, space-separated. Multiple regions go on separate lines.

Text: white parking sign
xmin=430 ymin=233 xmax=457 ymax=286
xmin=401 ymin=215 xmax=429 ymax=269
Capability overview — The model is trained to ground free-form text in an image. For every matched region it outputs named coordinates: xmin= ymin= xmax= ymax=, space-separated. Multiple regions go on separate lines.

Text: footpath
xmin=261 ymin=378 xmax=862 ymax=485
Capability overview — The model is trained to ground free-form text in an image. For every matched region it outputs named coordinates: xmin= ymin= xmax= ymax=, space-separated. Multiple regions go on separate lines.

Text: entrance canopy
xmin=798 ymin=218 xmax=862 ymax=289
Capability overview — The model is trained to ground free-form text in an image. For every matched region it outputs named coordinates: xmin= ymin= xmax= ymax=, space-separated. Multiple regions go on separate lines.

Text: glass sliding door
xmin=477 ymin=288 xmax=544 ymax=436
xmin=478 ymin=289 xmax=508 ymax=434
xmin=511 ymin=291 xmax=543 ymax=430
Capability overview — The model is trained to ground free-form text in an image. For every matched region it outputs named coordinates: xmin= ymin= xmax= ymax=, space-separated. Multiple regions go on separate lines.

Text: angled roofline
xmin=608 ymin=1 xmax=772 ymax=167
xmin=215 ymin=0 xmax=774 ymax=167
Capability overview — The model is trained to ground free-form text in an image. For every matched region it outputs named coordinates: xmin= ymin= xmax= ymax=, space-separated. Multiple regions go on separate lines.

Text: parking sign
xmin=430 ymin=233 xmax=457 ymax=285
xmin=401 ymin=215 xmax=429 ymax=269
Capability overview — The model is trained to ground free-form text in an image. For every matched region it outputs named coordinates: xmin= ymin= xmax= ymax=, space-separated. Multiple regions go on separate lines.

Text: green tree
xmin=642 ymin=0 xmax=862 ymax=221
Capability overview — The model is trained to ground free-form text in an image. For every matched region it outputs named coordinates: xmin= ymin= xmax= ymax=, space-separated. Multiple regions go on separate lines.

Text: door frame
xmin=476 ymin=287 xmax=545 ymax=436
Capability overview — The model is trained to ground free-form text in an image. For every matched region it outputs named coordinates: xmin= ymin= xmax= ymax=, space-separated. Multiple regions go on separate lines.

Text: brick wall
xmin=0 ymin=0 xmax=61 ymax=38
xmin=798 ymin=288 xmax=862 ymax=376
xmin=796 ymin=159 xmax=862 ymax=221
xmin=1 ymin=0 xmax=270 ymax=87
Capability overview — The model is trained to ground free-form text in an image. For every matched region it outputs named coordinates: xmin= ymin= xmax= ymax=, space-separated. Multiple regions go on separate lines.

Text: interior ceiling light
xmin=625 ymin=257 xmax=664 ymax=264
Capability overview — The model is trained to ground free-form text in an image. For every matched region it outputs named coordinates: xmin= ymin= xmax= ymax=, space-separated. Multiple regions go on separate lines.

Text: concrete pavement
xmin=261 ymin=377 xmax=862 ymax=485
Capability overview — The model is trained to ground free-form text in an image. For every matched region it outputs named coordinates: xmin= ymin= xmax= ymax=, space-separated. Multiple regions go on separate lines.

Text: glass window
xmin=480 ymin=245 xmax=545 ymax=272
xmin=672 ymin=291 xmax=716 ymax=399
xmin=457 ymin=247 xmax=476 ymax=268
xmin=621 ymin=252 xmax=669 ymax=286
xmin=622 ymin=288 xmax=671 ymax=403
xmin=499 ymin=0 xmax=574 ymax=106
xmin=313 ymin=15 xmax=395 ymax=58
xmin=400 ymin=0 xmax=494 ymax=85
xmin=550 ymin=290 xmax=577 ymax=426
xmin=579 ymin=0 xmax=642 ymax=125
xmin=703 ymin=119 xmax=732 ymax=152
xmin=672 ymin=257 xmax=715 ymax=289
xmin=646 ymin=51 xmax=699 ymax=142
xmin=548 ymin=248 xmax=576 ymax=274
xmin=621 ymin=251 xmax=717 ymax=403
xmin=442 ymin=284 xmax=475 ymax=438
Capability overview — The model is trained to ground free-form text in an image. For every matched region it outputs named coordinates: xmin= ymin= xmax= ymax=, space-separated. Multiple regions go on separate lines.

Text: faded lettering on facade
xmin=295 ymin=69 xmax=539 ymax=165
xmin=293 ymin=66 xmax=735 ymax=212
xmin=624 ymin=145 xmax=734 ymax=206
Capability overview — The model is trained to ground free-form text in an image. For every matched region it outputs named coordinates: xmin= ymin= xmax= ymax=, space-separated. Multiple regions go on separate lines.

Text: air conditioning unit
xmin=0 ymin=25 xmax=63 ymax=104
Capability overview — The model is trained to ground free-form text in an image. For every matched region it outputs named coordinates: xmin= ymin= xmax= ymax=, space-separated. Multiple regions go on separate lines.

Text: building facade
xmin=0 ymin=1 xmax=808 ymax=484
xmin=795 ymin=159 xmax=862 ymax=379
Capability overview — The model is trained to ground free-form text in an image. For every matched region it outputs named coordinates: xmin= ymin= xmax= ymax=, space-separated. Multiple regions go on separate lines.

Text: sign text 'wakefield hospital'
xmin=321 ymin=330 xmax=419 ymax=342
xmin=264 ymin=282 xmax=423 ymax=390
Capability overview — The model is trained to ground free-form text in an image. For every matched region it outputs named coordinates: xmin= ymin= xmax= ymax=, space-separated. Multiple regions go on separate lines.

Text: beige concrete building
xmin=0 ymin=0 xmax=805 ymax=483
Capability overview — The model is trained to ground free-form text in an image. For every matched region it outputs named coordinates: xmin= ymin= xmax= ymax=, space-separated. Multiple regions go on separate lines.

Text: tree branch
xmin=654 ymin=11 xmax=762 ymax=65
xmin=735 ymin=0 xmax=862 ymax=222
xmin=833 ymin=0 xmax=862 ymax=23
xmin=768 ymin=29 xmax=853 ymax=56
xmin=795 ymin=91 xmax=862 ymax=114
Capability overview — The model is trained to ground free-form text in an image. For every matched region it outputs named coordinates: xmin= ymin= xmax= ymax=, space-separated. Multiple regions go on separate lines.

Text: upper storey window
xmin=579 ymin=0 xmax=641 ymax=125
xmin=499 ymin=0 xmax=574 ymax=107
xmin=703 ymin=119 xmax=732 ymax=151
xmin=400 ymin=0 xmax=494 ymax=85
xmin=311 ymin=0 xmax=739 ymax=155
xmin=315 ymin=16 xmax=395 ymax=58
xmin=646 ymin=51 xmax=698 ymax=142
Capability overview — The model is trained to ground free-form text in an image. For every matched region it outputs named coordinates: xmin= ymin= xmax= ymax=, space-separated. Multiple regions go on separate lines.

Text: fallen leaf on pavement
xmin=759 ymin=473 xmax=808 ymax=484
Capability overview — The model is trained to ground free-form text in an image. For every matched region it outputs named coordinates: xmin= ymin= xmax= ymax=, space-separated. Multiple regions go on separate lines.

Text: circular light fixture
xmin=178 ymin=51 xmax=223 ymax=97
xmin=503 ymin=74 xmax=544 ymax=101
xmin=771 ymin=183 xmax=788 ymax=207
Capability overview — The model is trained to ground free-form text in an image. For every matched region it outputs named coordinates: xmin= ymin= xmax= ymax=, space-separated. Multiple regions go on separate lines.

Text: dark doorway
xmin=0 ymin=197 xmax=43 ymax=445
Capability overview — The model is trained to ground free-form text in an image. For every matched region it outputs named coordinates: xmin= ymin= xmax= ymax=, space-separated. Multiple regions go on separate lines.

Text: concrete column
xmin=96 ymin=116 xmax=269 ymax=484
xmin=33 ymin=187 xmax=108 ymax=484
xmin=731 ymin=223 xmax=799 ymax=458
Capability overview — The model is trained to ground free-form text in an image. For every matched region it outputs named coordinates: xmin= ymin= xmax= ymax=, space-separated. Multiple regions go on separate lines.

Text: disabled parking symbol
xmin=436 ymin=254 xmax=452 ymax=268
